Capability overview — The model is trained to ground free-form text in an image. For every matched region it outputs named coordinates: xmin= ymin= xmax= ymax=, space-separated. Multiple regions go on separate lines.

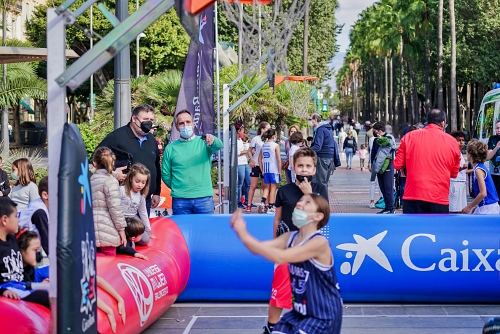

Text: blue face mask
xmin=180 ymin=125 xmax=194 ymax=139
xmin=292 ymin=208 xmax=313 ymax=229
xmin=11 ymin=172 xmax=18 ymax=181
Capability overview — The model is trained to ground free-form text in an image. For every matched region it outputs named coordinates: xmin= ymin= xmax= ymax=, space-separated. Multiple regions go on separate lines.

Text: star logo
xmin=78 ymin=160 xmax=92 ymax=214
xmin=336 ymin=230 xmax=393 ymax=275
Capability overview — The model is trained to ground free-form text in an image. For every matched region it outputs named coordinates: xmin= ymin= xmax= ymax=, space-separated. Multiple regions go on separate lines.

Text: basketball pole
xmin=47 ymin=7 xmax=67 ymax=330
xmin=214 ymin=2 xmax=224 ymax=213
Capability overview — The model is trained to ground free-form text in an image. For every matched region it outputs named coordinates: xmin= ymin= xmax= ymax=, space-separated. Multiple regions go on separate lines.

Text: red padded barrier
xmin=0 ymin=297 xmax=51 ymax=333
xmin=0 ymin=218 xmax=190 ymax=334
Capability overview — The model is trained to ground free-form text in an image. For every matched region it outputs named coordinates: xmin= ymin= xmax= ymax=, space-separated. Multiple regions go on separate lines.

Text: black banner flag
xmin=57 ymin=123 xmax=97 ymax=333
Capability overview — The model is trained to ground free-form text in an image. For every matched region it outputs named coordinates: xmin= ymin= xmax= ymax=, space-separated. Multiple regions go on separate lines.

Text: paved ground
xmin=143 ymin=303 xmax=497 ymax=334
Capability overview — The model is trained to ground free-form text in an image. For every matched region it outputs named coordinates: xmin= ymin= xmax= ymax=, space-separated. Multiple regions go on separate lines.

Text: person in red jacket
xmin=394 ymin=109 xmax=461 ymax=213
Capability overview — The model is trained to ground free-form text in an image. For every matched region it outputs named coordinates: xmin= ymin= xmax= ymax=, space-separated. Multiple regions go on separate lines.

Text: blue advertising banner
xmin=170 ymin=5 xmax=214 ymax=142
xmin=174 ymin=214 xmax=500 ymax=303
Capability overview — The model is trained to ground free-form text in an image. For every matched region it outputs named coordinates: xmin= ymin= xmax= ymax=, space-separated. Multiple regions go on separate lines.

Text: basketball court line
xmin=175 ymin=304 xmax=496 ymax=334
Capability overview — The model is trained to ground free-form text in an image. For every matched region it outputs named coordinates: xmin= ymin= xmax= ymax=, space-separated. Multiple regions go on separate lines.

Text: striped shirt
xmin=287 ymin=231 xmax=342 ymax=320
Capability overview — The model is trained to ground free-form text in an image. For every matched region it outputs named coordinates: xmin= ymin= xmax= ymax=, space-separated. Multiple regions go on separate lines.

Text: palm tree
xmin=97 ymin=70 xmax=182 ymax=115
xmin=0 ymin=39 xmax=47 ymax=146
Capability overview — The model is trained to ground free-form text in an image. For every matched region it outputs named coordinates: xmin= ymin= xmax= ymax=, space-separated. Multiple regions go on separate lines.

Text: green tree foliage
xmin=336 ymin=0 xmax=500 ymax=134
xmin=218 ymin=64 xmax=290 ymax=136
xmin=287 ymin=0 xmax=340 ymax=81
xmin=96 ymin=70 xmax=182 ymax=114
xmin=218 ymin=0 xmax=340 ymax=82
xmin=26 ymin=1 xmax=189 ymax=86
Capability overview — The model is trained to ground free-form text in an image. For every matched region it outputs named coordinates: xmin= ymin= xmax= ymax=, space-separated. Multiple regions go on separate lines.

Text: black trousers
xmin=492 ymin=175 xmax=500 ymax=204
xmin=403 ymin=200 xmax=449 ymax=214
xmin=377 ymin=165 xmax=394 ymax=211
xmin=23 ymin=290 xmax=50 ymax=309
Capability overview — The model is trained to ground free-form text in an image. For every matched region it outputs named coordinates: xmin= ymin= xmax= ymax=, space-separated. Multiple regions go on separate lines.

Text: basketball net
xmin=220 ymin=0 xmax=308 ymax=76
xmin=284 ymin=80 xmax=315 ymax=119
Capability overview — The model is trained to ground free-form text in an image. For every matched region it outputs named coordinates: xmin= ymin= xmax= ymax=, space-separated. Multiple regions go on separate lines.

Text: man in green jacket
xmin=162 ymin=110 xmax=223 ymax=214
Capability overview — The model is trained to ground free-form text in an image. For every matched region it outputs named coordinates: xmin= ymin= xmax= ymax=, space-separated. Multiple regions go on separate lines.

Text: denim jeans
xmin=345 ymin=147 xmax=354 ymax=167
xmin=238 ymin=164 xmax=251 ymax=202
xmin=172 ymin=196 xmax=214 ymax=215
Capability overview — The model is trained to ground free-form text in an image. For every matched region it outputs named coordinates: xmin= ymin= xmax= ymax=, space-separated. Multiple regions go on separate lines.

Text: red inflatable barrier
xmin=0 ymin=218 xmax=190 ymax=334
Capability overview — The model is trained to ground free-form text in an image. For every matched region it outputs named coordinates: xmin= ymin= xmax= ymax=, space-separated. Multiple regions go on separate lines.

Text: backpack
xmin=374 ymin=197 xmax=385 ymax=209
xmin=374 ymin=191 xmax=399 ymax=209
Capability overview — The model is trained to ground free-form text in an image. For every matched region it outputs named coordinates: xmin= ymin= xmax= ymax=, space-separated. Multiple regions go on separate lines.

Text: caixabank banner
xmin=328 ymin=214 xmax=500 ymax=302
xmin=175 ymin=214 xmax=500 ymax=303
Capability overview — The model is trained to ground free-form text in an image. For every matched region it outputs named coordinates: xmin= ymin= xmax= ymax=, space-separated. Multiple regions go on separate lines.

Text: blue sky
xmin=326 ymin=0 xmax=375 ymax=90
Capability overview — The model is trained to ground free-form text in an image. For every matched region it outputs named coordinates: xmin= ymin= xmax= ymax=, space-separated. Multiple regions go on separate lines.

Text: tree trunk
xmin=387 ymin=55 xmax=394 ymax=125
xmin=302 ymin=0 xmax=311 ymax=76
xmin=449 ymin=0 xmax=457 ymax=131
xmin=466 ymin=83 xmax=471 ymax=134
xmin=406 ymin=61 xmax=414 ymax=125
xmin=372 ymin=66 xmax=377 ymax=120
xmin=385 ymin=56 xmax=389 ymax=123
xmin=399 ymin=37 xmax=406 ymax=127
xmin=437 ymin=0 xmax=444 ymax=110
xmin=13 ymin=105 xmax=20 ymax=146
xmin=425 ymin=38 xmax=431 ymax=111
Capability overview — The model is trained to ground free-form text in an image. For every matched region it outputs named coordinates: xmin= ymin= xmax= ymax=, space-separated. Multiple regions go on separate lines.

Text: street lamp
xmin=136 ymin=32 xmax=146 ymax=78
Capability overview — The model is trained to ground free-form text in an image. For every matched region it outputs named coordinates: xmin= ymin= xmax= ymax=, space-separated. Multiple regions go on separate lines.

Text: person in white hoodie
xmin=18 ymin=176 xmax=49 ymax=256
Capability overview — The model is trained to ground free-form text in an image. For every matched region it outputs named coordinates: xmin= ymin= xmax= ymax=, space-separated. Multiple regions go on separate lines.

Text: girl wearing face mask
xmin=230 ymin=193 xmax=342 ymax=334
xmin=10 ymin=158 xmax=39 ymax=213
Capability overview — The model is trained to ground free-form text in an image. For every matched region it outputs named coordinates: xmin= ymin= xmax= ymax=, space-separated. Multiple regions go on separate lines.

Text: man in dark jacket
xmin=0 ymin=157 xmax=10 ymax=197
xmin=97 ymin=104 xmax=161 ymax=214
xmin=308 ymin=113 xmax=341 ymax=187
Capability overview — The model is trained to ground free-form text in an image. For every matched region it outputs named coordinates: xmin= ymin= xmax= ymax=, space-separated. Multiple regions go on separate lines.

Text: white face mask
xmin=291 ymin=208 xmax=314 ymax=229
xmin=180 ymin=125 xmax=194 ymax=139
xmin=308 ymin=120 xmax=313 ymax=127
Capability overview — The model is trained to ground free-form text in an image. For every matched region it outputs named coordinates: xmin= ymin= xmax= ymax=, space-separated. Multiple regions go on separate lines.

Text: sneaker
xmin=258 ymin=203 xmax=266 ymax=213
xmin=251 ymin=204 xmax=258 ymax=208
xmin=377 ymin=209 xmax=395 ymax=214
xmin=369 ymin=202 xmax=375 ymax=209
xmin=267 ymin=207 xmax=276 ymax=214
xmin=262 ymin=325 xmax=272 ymax=334
xmin=237 ymin=203 xmax=245 ymax=209
xmin=245 ymin=205 xmax=251 ymax=213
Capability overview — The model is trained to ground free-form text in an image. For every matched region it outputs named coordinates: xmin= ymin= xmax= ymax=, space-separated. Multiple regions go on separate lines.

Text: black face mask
xmin=137 ymin=120 xmax=153 ymax=133
xmin=296 ymin=175 xmax=313 ymax=183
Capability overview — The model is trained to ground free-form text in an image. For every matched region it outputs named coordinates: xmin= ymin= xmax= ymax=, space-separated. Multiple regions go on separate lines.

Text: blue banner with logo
xmin=170 ymin=5 xmax=214 ymax=142
xmin=174 ymin=214 xmax=500 ymax=303
xmin=58 ymin=123 xmax=97 ymax=332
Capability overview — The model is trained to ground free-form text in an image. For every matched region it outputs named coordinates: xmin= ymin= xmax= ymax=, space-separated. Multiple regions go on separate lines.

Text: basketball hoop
xmin=220 ymin=0 xmax=308 ymax=76
xmin=279 ymin=76 xmax=318 ymax=119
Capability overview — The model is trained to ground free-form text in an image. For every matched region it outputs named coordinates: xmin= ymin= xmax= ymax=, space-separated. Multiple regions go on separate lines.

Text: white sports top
xmin=261 ymin=141 xmax=279 ymax=174
xmin=250 ymin=135 xmax=264 ymax=166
